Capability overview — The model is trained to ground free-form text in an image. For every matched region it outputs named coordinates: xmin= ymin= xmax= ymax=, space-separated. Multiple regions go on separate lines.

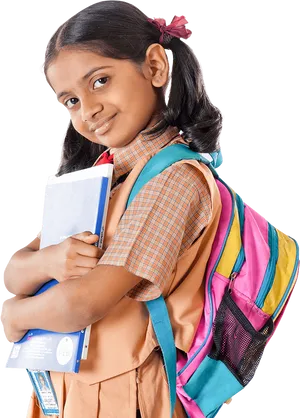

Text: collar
xmin=93 ymin=117 xmax=188 ymax=186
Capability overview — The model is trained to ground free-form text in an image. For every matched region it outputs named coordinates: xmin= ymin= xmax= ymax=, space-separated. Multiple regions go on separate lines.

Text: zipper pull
xmin=228 ymin=272 xmax=238 ymax=293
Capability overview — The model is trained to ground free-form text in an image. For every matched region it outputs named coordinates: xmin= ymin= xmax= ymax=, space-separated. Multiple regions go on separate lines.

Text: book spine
xmin=81 ymin=175 xmax=109 ymax=360
xmin=96 ymin=176 xmax=109 ymax=249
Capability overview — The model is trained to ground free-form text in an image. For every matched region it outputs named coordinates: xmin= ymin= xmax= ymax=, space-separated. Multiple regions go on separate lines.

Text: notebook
xmin=6 ymin=163 xmax=113 ymax=373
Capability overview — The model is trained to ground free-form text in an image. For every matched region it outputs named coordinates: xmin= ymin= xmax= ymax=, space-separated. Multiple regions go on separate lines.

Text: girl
xmin=1 ymin=1 xmax=222 ymax=417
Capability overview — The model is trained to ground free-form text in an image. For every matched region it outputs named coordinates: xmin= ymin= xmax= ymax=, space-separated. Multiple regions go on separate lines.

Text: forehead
xmin=47 ymin=49 xmax=137 ymax=92
xmin=47 ymin=50 xmax=114 ymax=87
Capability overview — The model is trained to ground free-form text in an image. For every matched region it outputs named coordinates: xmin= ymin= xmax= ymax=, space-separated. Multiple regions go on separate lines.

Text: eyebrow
xmin=56 ymin=66 xmax=113 ymax=100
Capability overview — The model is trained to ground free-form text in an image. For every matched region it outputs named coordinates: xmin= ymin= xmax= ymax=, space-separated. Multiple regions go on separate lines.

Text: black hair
xmin=43 ymin=1 xmax=222 ymax=177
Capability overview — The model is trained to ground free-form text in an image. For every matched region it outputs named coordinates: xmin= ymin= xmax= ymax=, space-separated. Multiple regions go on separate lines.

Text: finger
xmin=72 ymin=231 xmax=98 ymax=241
xmin=73 ymin=241 xmax=104 ymax=258
xmin=83 ymin=233 xmax=99 ymax=240
xmin=72 ymin=255 xmax=102 ymax=268
xmin=75 ymin=234 xmax=100 ymax=245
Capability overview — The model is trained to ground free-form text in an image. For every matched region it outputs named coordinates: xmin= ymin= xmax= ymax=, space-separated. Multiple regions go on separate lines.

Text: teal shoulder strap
xmin=125 ymin=143 xmax=221 ymax=418
xmin=127 ymin=143 xmax=221 ymax=207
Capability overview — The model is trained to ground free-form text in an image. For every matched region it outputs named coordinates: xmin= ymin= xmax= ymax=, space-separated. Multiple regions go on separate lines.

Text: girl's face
xmin=46 ymin=47 xmax=169 ymax=150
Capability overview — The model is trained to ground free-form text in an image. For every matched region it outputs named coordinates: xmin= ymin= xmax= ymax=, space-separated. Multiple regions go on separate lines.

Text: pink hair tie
xmin=147 ymin=15 xmax=192 ymax=45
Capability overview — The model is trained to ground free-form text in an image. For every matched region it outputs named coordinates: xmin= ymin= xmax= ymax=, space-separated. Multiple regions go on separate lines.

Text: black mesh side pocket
xmin=209 ymin=289 xmax=274 ymax=386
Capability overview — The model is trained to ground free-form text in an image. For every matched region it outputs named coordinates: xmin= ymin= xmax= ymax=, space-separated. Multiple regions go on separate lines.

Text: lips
xmin=91 ymin=114 xmax=117 ymax=132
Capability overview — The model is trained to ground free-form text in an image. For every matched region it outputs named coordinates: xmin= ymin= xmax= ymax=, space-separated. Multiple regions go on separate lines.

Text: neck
xmin=109 ymin=111 xmax=164 ymax=155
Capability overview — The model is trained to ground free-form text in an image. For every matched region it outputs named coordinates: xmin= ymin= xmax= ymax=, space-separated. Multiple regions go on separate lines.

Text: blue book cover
xmin=6 ymin=163 xmax=113 ymax=373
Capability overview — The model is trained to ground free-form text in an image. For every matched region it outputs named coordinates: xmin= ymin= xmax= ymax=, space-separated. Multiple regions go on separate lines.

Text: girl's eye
xmin=94 ymin=77 xmax=108 ymax=87
xmin=64 ymin=97 xmax=78 ymax=109
xmin=64 ymin=77 xmax=108 ymax=109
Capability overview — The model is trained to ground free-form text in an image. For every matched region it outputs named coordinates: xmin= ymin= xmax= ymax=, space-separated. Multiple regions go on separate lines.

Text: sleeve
xmin=97 ymin=163 xmax=212 ymax=301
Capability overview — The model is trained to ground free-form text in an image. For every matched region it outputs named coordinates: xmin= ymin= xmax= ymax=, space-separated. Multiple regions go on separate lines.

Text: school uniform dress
xmin=30 ymin=119 xmax=222 ymax=417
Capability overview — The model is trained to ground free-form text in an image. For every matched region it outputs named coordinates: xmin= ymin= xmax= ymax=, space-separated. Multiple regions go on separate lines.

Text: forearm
xmin=9 ymin=263 xmax=142 ymax=337
xmin=14 ymin=276 xmax=91 ymax=333
xmin=4 ymin=247 xmax=53 ymax=296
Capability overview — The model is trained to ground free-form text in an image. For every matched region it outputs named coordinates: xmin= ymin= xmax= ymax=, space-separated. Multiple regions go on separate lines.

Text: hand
xmin=1 ymin=295 xmax=29 ymax=342
xmin=43 ymin=231 xmax=105 ymax=282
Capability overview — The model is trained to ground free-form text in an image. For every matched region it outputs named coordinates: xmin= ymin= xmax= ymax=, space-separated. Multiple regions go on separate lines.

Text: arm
xmin=4 ymin=231 xmax=102 ymax=296
xmin=2 ymin=263 xmax=142 ymax=341
xmin=2 ymin=162 xmax=209 ymax=341
xmin=4 ymin=236 xmax=53 ymax=296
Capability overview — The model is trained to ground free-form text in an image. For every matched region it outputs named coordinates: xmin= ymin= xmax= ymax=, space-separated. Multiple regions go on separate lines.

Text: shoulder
xmin=166 ymin=161 xmax=207 ymax=185
xmin=141 ymin=160 xmax=211 ymax=202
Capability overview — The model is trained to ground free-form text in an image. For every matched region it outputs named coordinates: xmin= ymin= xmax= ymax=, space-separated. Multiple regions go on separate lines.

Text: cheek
xmin=70 ymin=114 xmax=85 ymax=134
xmin=124 ymin=82 xmax=156 ymax=114
xmin=115 ymin=76 xmax=154 ymax=109
xmin=69 ymin=116 xmax=93 ymax=142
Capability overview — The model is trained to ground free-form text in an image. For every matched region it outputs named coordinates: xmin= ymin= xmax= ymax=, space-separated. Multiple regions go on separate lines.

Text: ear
xmin=143 ymin=43 xmax=170 ymax=88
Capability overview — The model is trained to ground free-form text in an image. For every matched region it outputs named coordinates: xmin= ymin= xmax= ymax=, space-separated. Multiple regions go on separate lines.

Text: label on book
xmin=27 ymin=370 xmax=59 ymax=416
xmin=6 ymin=327 xmax=85 ymax=373
xmin=6 ymin=279 xmax=86 ymax=373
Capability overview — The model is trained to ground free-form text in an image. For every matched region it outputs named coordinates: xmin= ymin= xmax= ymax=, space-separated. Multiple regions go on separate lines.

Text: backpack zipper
xmin=228 ymin=191 xmax=246 ymax=286
xmin=229 ymin=247 xmax=245 ymax=281
xmin=255 ymin=223 xmax=279 ymax=308
xmin=272 ymin=237 xmax=299 ymax=320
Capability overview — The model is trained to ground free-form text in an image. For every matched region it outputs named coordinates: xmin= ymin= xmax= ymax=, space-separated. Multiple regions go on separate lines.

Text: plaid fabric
xmin=96 ymin=122 xmax=212 ymax=301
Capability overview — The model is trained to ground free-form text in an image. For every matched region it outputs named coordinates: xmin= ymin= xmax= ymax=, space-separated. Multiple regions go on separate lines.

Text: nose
xmin=81 ymin=95 xmax=104 ymax=122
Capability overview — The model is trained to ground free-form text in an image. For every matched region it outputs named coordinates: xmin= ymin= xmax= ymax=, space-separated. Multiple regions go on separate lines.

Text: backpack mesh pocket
xmin=209 ymin=289 xmax=274 ymax=386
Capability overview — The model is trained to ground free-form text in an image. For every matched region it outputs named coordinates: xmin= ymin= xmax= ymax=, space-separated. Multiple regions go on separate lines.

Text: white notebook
xmin=6 ymin=163 xmax=114 ymax=373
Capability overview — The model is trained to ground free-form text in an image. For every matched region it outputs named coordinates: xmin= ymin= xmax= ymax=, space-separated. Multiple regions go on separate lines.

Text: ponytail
xmin=147 ymin=37 xmax=222 ymax=154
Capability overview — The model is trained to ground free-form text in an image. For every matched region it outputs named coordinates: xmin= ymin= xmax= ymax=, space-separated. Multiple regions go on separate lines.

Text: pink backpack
xmin=126 ymin=143 xmax=300 ymax=418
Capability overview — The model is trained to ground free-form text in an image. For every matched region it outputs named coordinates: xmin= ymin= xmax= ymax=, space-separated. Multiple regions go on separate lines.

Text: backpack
xmin=125 ymin=143 xmax=300 ymax=418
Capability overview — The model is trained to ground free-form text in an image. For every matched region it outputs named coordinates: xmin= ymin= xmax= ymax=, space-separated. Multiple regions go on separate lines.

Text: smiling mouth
xmin=94 ymin=114 xmax=117 ymax=136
